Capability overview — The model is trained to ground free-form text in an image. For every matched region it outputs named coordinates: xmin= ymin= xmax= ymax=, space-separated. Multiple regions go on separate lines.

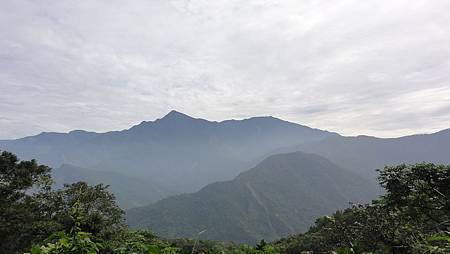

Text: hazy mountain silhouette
xmin=2 ymin=111 xmax=449 ymax=242
xmin=286 ymin=129 xmax=450 ymax=180
xmin=126 ymin=152 xmax=379 ymax=244
xmin=0 ymin=111 xmax=335 ymax=196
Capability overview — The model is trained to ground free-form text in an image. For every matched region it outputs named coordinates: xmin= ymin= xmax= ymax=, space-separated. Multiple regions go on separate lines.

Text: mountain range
xmin=0 ymin=110 xmax=335 ymax=197
xmin=1 ymin=111 xmax=449 ymax=243
xmin=126 ymin=152 xmax=379 ymax=243
xmin=288 ymin=128 xmax=450 ymax=180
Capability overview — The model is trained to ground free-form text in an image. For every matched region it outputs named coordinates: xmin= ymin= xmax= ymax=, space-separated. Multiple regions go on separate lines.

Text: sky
xmin=1 ymin=0 xmax=450 ymax=139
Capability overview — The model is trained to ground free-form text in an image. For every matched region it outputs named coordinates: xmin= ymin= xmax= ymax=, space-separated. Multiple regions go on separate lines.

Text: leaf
xmin=30 ymin=246 xmax=43 ymax=254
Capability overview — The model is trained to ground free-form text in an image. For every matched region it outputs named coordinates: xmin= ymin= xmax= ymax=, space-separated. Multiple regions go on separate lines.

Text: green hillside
xmin=126 ymin=152 xmax=379 ymax=243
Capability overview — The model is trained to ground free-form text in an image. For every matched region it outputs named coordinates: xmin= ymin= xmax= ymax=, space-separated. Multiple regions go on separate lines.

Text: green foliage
xmin=274 ymin=163 xmax=450 ymax=253
xmin=25 ymin=202 xmax=103 ymax=254
xmin=0 ymin=151 xmax=125 ymax=254
xmin=112 ymin=230 xmax=182 ymax=254
xmin=0 ymin=150 xmax=53 ymax=253
xmin=378 ymin=163 xmax=450 ymax=233
xmin=112 ymin=230 xmax=157 ymax=254
xmin=412 ymin=233 xmax=450 ymax=254
xmin=26 ymin=202 xmax=181 ymax=254
xmin=335 ymin=247 xmax=355 ymax=254
xmin=39 ymin=181 xmax=125 ymax=241
xmin=27 ymin=231 xmax=101 ymax=254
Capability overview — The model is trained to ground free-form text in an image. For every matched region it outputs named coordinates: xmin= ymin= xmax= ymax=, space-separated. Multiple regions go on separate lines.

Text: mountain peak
xmin=159 ymin=110 xmax=196 ymax=122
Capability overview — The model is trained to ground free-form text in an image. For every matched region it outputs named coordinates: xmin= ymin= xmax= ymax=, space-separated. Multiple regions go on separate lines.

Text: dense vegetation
xmin=273 ymin=163 xmax=450 ymax=253
xmin=1 ymin=150 xmax=449 ymax=253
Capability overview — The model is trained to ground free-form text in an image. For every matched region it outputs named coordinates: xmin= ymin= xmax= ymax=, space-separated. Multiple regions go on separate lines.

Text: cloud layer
xmin=1 ymin=0 xmax=450 ymax=139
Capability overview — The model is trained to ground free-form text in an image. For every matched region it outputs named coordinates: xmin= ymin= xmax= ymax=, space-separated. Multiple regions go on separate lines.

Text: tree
xmin=1 ymin=151 xmax=125 ymax=254
xmin=0 ymin=150 xmax=53 ymax=253
xmin=378 ymin=163 xmax=450 ymax=234
xmin=25 ymin=202 xmax=103 ymax=254
xmin=40 ymin=182 xmax=125 ymax=242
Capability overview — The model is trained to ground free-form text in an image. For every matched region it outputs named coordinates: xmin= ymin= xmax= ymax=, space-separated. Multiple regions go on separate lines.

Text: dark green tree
xmin=254 ymin=239 xmax=267 ymax=251
xmin=0 ymin=150 xmax=53 ymax=253
xmin=0 ymin=151 xmax=51 ymax=253
xmin=40 ymin=182 xmax=125 ymax=242
xmin=1 ymin=151 xmax=126 ymax=253
xmin=378 ymin=163 xmax=450 ymax=234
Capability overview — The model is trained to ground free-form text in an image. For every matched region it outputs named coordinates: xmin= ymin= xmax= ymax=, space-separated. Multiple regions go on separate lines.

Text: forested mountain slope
xmin=126 ymin=152 xmax=379 ymax=244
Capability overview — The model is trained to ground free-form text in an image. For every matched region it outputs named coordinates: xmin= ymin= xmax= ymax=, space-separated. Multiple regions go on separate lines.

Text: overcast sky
xmin=1 ymin=0 xmax=450 ymax=139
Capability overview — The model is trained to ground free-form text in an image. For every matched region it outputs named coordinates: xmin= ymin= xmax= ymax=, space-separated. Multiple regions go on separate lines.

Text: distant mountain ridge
xmin=126 ymin=152 xmax=379 ymax=244
xmin=0 ymin=111 xmax=336 ymax=197
xmin=1 ymin=111 xmax=449 ymax=211
xmin=289 ymin=128 xmax=450 ymax=180
xmin=2 ymin=110 xmax=449 ymax=244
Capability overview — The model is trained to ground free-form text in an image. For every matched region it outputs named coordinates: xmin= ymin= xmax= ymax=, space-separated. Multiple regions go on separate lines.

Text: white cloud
xmin=0 ymin=0 xmax=449 ymax=139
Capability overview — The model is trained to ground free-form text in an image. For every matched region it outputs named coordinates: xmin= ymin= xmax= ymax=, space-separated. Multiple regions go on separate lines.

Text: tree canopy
xmin=0 ymin=151 xmax=124 ymax=254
